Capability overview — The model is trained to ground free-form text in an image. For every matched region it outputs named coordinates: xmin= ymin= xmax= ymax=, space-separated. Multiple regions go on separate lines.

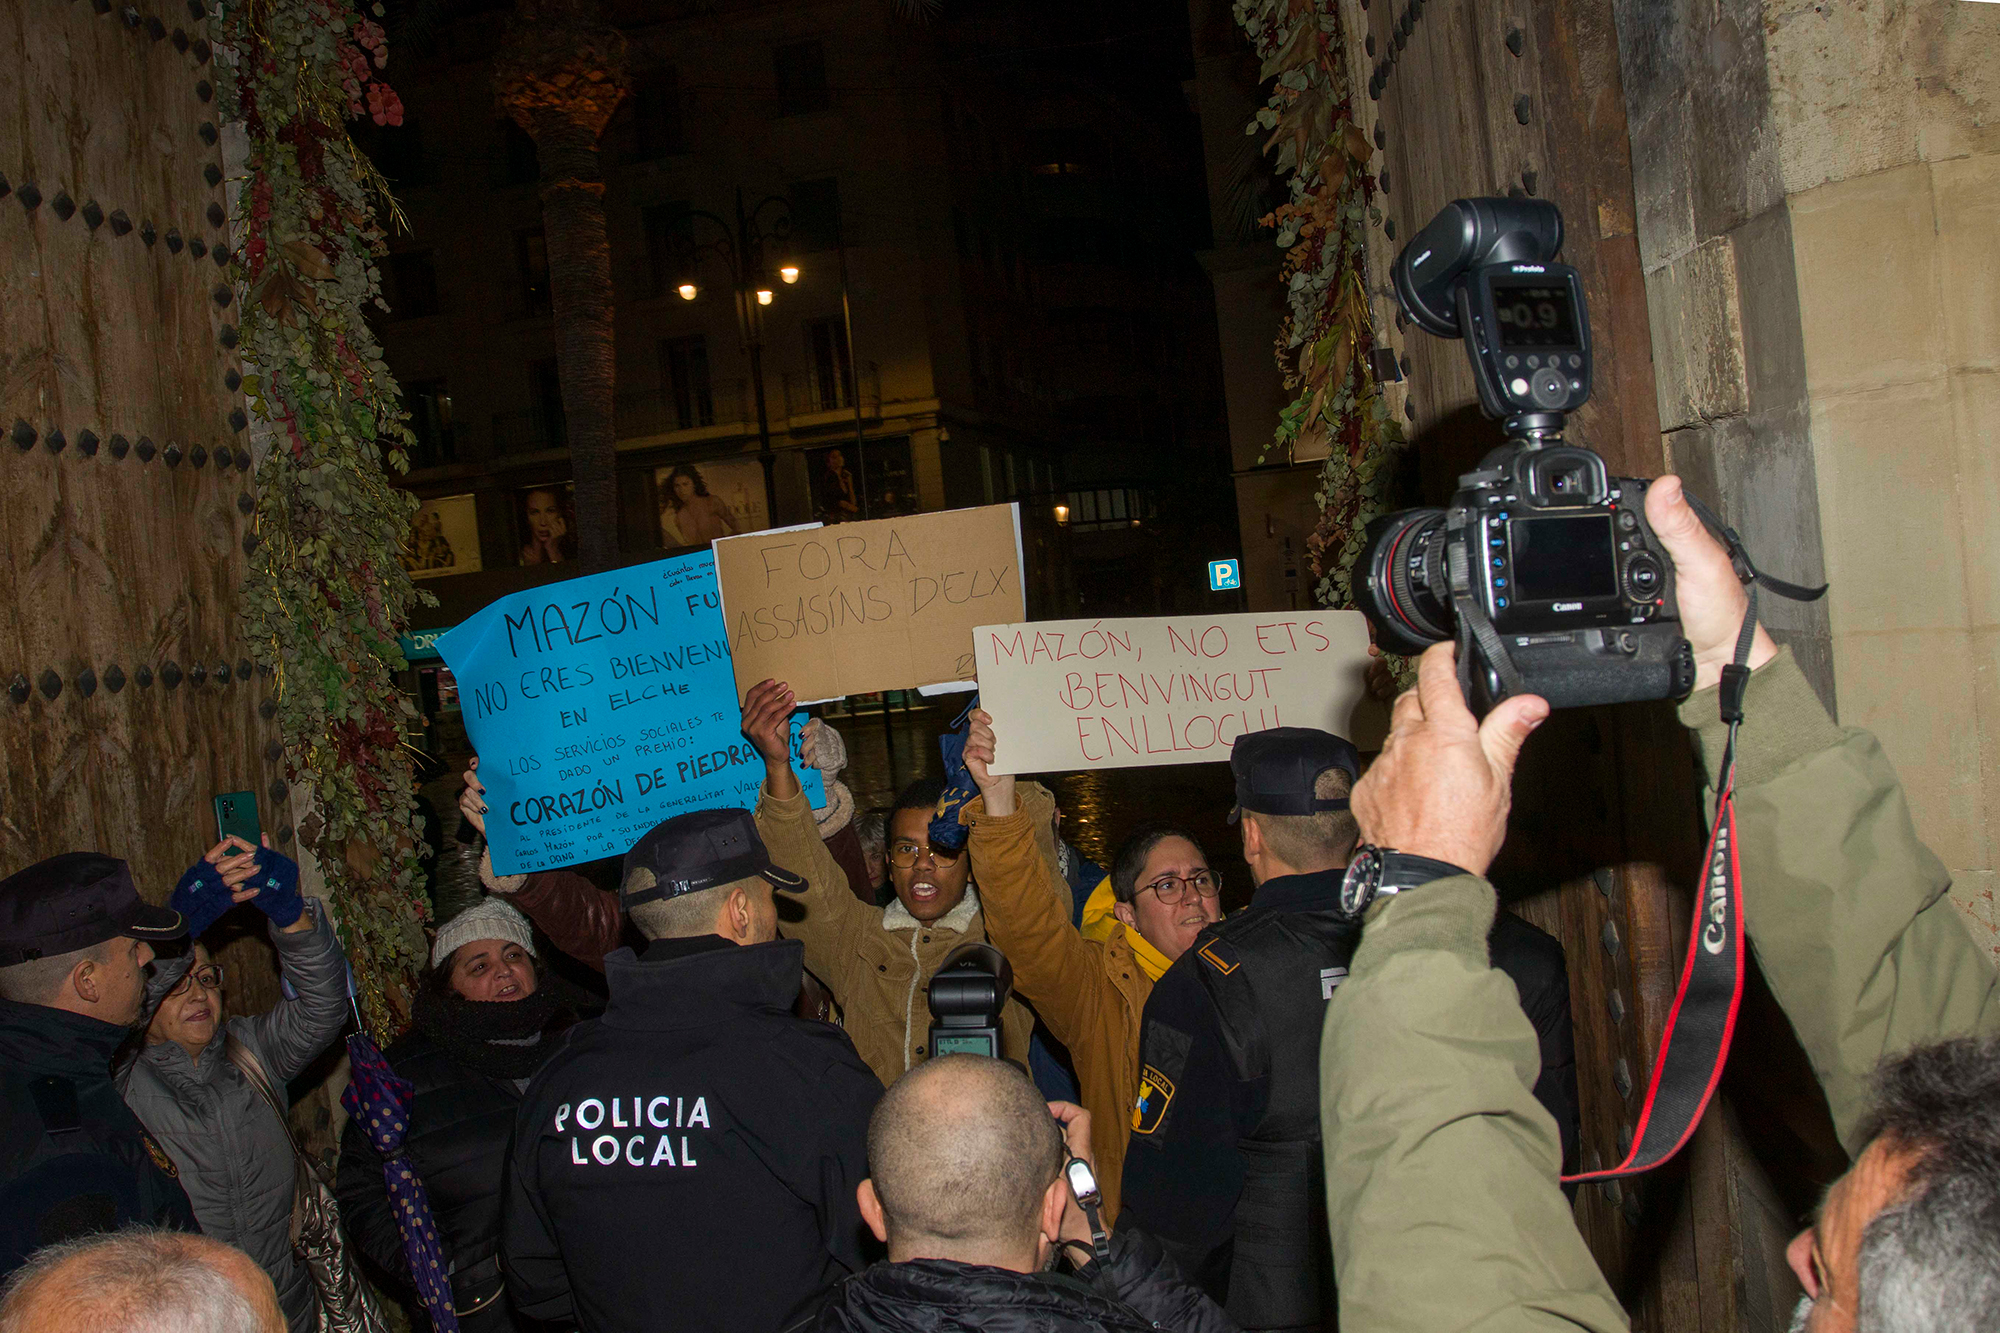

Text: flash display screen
xmin=932 ymin=1033 xmax=997 ymax=1057
xmin=1509 ymin=516 xmax=1616 ymax=602
xmin=1492 ymin=283 xmax=1580 ymax=348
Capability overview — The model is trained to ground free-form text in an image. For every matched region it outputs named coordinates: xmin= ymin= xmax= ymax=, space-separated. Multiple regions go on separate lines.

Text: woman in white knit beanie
xmin=334 ymin=895 xmax=571 ymax=1331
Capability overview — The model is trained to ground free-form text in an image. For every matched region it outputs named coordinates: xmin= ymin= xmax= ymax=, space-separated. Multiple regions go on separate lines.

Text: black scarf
xmin=414 ymin=983 xmax=572 ymax=1081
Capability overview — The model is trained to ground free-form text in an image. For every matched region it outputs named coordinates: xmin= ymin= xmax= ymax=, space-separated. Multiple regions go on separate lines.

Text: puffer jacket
xmin=755 ymin=784 xmax=1063 ymax=1085
xmin=787 ymin=1226 xmax=1238 ymax=1333
xmin=117 ymin=904 xmax=351 ymax=1333
xmin=334 ymin=1024 xmax=530 ymax=1332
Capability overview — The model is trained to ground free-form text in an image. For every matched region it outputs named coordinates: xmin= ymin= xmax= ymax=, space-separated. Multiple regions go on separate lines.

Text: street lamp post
xmin=674 ymin=187 xmax=799 ymax=522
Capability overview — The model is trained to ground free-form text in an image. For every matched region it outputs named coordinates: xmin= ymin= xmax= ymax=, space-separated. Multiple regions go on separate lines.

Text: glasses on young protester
xmin=886 ymin=839 xmax=964 ymax=869
xmin=167 ymin=963 xmax=226 ymax=998
xmin=1138 ymin=871 xmax=1220 ymax=907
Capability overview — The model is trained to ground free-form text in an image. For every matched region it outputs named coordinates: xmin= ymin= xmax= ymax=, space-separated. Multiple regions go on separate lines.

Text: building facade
xmin=375 ymin=0 xmax=1232 ymax=633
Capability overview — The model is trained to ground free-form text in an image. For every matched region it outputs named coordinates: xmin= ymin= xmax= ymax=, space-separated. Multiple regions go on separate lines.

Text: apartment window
xmin=384 ymin=250 xmax=441 ymax=320
xmin=404 ymin=379 xmax=455 ymax=468
xmin=632 ymin=68 xmax=687 ymax=159
xmin=642 ymin=202 xmax=695 ymax=296
xmin=530 ymin=357 xmax=565 ymax=448
xmin=788 ymin=177 xmax=841 ymax=253
xmin=774 ymin=40 xmax=830 ymax=116
xmin=659 ymin=335 xmax=714 ymax=430
xmin=497 ymin=120 xmax=539 ymax=186
xmin=516 ymin=229 xmax=551 ymax=317
xmin=804 ymin=317 xmax=852 ymax=412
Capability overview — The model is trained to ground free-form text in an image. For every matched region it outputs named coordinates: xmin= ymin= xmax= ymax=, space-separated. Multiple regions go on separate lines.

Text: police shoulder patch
xmin=141 ymin=1132 xmax=179 ymax=1179
xmin=1131 ymin=1018 xmax=1192 ymax=1138
xmin=1131 ymin=1064 xmax=1176 ymax=1136
xmin=1196 ymin=939 xmax=1239 ymax=974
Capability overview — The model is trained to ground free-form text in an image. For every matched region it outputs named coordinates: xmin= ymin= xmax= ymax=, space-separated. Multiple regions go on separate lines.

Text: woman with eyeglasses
xmin=119 ymin=837 xmax=352 ymax=1333
xmin=956 ymin=707 xmax=1223 ymax=1223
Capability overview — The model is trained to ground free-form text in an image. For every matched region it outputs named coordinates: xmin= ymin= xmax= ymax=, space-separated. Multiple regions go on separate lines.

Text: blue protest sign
xmin=437 ymin=552 xmax=824 ymax=876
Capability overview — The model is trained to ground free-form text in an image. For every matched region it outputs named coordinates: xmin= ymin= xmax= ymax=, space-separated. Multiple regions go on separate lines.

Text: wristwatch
xmin=1339 ymin=845 xmax=1471 ymax=917
xmin=1063 ymin=1156 xmax=1112 ymax=1263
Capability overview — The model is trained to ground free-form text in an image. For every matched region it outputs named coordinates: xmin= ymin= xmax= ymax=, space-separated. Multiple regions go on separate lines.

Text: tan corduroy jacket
xmin=755 ymin=783 xmax=1060 ymax=1087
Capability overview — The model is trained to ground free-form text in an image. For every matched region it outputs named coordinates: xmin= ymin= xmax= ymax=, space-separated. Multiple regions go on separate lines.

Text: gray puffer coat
xmin=118 ymin=905 xmax=351 ymax=1333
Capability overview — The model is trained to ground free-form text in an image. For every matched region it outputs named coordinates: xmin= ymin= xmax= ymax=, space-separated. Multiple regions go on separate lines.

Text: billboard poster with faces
xmin=402 ymin=494 xmax=483 ymax=580
xmin=516 ymin=483 xmax=579 ymax=567
xmin=654 ymin=458 xmax=770 ymax=549
xmin=806 ymin=437 xmax=917 ymax=525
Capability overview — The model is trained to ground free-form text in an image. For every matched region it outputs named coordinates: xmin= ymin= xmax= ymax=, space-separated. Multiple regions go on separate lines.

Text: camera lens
xmin=1356 ymin=509 xmax=1454 ymax=654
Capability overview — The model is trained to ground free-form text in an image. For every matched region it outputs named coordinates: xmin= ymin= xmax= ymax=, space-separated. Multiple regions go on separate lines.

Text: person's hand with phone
xmin=1048 ymin=1101 xmax=1101 ymax=1250
xmin=173 ymin=834 xmax=308 ymax=935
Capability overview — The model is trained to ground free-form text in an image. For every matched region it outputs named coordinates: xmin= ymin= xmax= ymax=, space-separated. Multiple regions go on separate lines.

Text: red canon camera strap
xmin=1563 ymin=772 xmax=1745 ymax=1183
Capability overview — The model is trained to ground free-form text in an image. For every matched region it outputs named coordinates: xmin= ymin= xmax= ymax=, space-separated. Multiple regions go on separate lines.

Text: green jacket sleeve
xmin=1322 ymin=877 xmax=1628 ymax=1333
xmin=1680 ymin=646 xmax=1999 ymax=1150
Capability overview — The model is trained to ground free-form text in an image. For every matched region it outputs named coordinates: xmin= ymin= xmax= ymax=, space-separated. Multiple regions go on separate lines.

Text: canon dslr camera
xmin=1356 ymin=197 xmax=1695 ymax=714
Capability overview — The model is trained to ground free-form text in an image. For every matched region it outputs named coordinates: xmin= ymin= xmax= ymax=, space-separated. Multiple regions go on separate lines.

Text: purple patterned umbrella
xmin=342 ymin=1032 xmax=460 ymax=1333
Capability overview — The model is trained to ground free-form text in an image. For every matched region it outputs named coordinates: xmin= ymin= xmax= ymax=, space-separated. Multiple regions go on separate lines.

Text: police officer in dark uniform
xmin=1118 ymin=729 xmax=1364 ymax=1332
xmin=0 ymin=853 xmax=198 ymax=1281
xmin=1118 ymin=729 xmax=1578 ymax=1332
xmin=503 ymin=808 xmax=883 ymax=1333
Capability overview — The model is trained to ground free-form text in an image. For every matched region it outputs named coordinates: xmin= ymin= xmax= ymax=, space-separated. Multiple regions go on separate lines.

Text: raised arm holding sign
xmin=436 ymin=551 xmax=822 ymax=876
xmin=973 ymin=610 xmax=1383 ymax=775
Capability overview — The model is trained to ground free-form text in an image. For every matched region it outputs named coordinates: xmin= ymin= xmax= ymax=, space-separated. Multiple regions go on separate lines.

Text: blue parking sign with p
xmin=1208 ymin=559 xmax=1240 ymax=592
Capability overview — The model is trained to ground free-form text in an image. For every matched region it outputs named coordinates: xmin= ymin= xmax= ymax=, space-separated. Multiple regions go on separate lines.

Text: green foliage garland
xmin=1235 ymin=0 xmax=1409 ymax=613
xmin=218 ymin=0 xmax=431 ymax=1034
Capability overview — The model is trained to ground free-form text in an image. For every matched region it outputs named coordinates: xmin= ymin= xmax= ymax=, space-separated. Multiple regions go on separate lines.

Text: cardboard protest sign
xmin=437 ymin=552 xmax=824 ymax=876
xmin=713 ymin=503 xmax=1025 ymax=701
xmin=972 ymin=610 xmax=1383 ymax=774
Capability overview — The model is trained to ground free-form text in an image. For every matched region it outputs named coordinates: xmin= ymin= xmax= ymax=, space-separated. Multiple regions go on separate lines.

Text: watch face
xmin=1341 ymin=846 xmax=1384 ymax=916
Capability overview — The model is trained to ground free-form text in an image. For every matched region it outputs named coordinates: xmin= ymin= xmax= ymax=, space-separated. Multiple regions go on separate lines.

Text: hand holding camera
xmin=1351 ymin=644 xmax=1547 ymax=881
xmin=1640 ymin=476 xmax=1779 ymax=692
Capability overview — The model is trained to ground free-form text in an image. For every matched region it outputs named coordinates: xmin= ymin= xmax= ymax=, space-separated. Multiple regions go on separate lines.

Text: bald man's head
xmin=865 ymin=1055 xmax=1066 ymax=1261
xmin=0 ymin=1229 xmax=282 ymax=1333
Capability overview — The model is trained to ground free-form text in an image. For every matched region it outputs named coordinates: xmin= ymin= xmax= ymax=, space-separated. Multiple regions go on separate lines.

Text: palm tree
xmin=493 ymin=0 xmax=628 ymax=571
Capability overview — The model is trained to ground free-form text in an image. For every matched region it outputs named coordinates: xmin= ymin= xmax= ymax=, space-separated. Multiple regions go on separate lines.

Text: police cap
xmin=1227 ymin=727 xmax=1360 ymax=824
xmin=621 ymin=808 xmax=806 ymax=908
xmin=0 ymin=853 xmax=186 ymax=966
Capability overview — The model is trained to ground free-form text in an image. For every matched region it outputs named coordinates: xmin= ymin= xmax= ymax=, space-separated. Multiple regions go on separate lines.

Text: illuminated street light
xmin=779 ymin=264 xmax=800 ymax=284
xmin=677 ymin=282 xmax=698 ymax=301
xmin=1054 ymin=504 xmax=1070 ymax=525
xmin=756 ymin=289 xmax=774 ymax=305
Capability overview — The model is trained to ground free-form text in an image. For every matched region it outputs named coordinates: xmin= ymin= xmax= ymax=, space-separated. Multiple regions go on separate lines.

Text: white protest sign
xmin=973 ymin=610 xmax=1383 ymax=774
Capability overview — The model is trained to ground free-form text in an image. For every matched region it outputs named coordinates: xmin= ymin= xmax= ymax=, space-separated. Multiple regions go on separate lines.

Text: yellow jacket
xmin=963 ymin=787 xmax=1155 ymax=1222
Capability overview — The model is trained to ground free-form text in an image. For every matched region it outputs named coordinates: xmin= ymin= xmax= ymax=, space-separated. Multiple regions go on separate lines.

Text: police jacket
xmin=1119 ymin=869 xmax=1578 ymax=1332
xmin=503 ymin=933 xmax=883 ymax=1333
xmin=0 ymin=997 xmax=198 ymax=1282
xmin=786 ymin=1226 xmax=1239 ymax=1333
xmin=120 ymin=907 xmax=350 ymax=1333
